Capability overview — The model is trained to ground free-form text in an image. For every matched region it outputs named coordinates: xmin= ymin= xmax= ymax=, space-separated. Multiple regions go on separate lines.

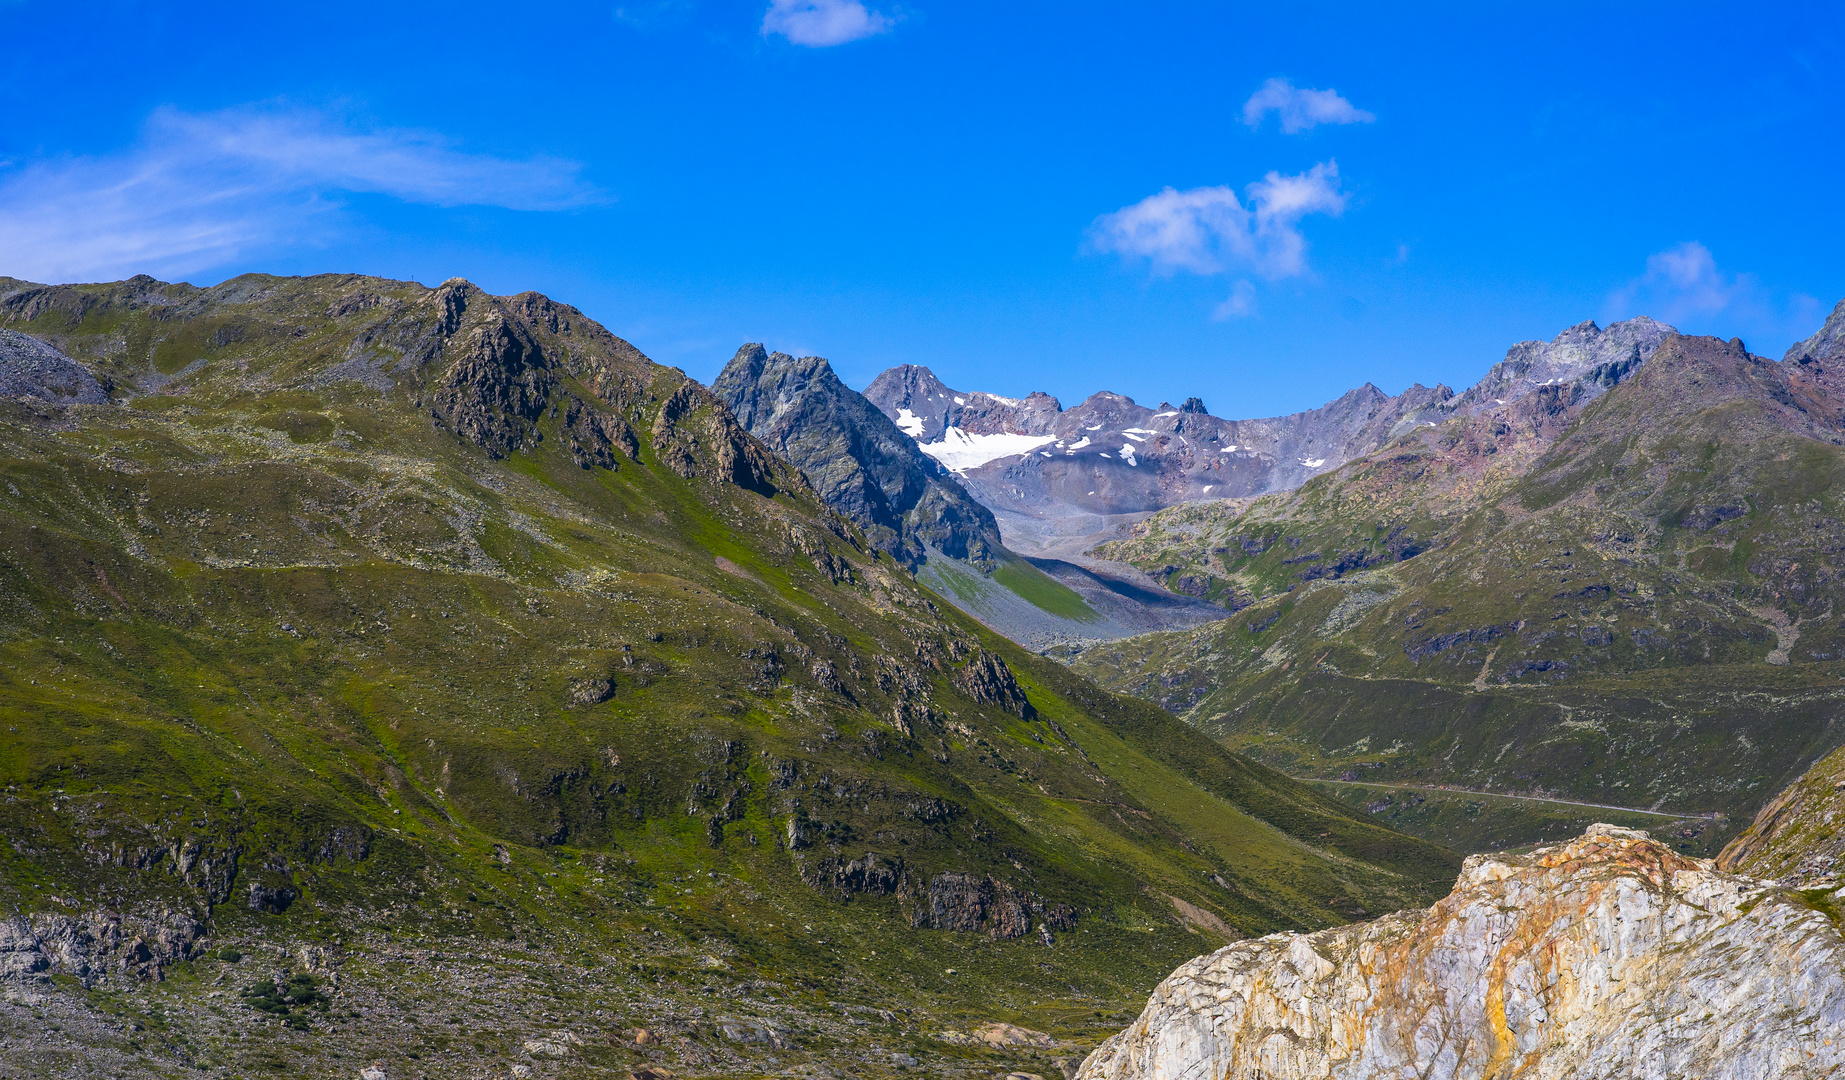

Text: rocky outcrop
xmin=427 ymin=291 xmax=558 ymax=455
xmin=907 ymin=871 xmax=1077 ymax=940
xmin=1719 ymin=742 xmax=1845 ymax=887
xmin=0 ymin=328 xmax=109 ymax=404
xmin=1786 ymin=296 xmax=1845 ymax=366
xmin=713 ymin=344 xmax=1003 ymax=567
xmin=951 ymin=649 xmax=1035 ymax=718
xmin=1078 ymin=825 xmax=1844 ymax=1080
xmin=648 ymin=378 xmax=785 ymax=494
xmin=0 ymin=908 xmax=207 ymax=986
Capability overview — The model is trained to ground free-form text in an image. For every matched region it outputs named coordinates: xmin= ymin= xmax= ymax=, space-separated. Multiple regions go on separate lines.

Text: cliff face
xmin=1078 ymin=825 xmax=1845 ymax=1080
xmin=713 ymin=344 xmax=1006 ymax=568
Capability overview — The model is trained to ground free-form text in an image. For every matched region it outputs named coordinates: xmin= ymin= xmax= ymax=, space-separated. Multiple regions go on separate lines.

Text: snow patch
xmin=978 ymin=392 xmax=1023 ymax=406
xmin=1220 ymin=445 xmax=1239 ymax=453
xmin=1123 ymin=427 xmax=1156 ymax=436
xmin=1067 ymin=436 xmax=1092 ymax=451
xmin=894 ymin=408 xmax=925 ymax=438
xmin=953 ymin=396 xmax=965 ymax=405
xmin=916 ymin=426 xmax=1056 ymax=473
xmin=1122 ymin=431 xmax=1146 ymax=443
xmin=1302 ymin=457 xmax=1326 ymax=468
xmin=1120 ymin=443 xmax=1138 ymax=466
xmin=1153 ymin=411 xmax=1179 ymax=418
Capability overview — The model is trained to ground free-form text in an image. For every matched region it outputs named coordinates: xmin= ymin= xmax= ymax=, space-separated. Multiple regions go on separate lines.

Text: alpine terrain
xmin=1063 ymin=309 xmax=1845 ymax=858
xmin=713 ymin=344 xmax=1229 ymax=650
xmin=0 ymin=272 xmax=1459 ymax=1079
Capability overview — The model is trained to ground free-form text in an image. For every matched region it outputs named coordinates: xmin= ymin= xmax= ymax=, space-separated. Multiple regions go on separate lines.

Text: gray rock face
xmin=859 ymin=318 xmax=1672 ymax=551
xmin=1786 ymin=296 xmax=1845 ymax=364
xmin=713 ymin=344 xmax=1004 ymax=568
xmin=0 ymin=908 xmax=207 ymax=986
xmin=0 ymin=329 xmax=109 ymax=404
xmin=1445 ymin=316 xmax=1672 ymax=416
xmin=865 ymin=364 xmax=1062 ymax=441
xmin=1076 ymin=826 xmax=1844 ymax=1080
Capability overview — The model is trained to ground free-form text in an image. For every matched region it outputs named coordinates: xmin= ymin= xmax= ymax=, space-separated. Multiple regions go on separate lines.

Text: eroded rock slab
xmin=1078 ymin=824 xmax=1845 ymax=1080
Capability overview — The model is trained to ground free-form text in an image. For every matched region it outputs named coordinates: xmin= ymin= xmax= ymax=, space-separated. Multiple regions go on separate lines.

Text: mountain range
xmin=698 ymin=303 xmax=1845 ymax=866
xmin=0 ymin=272 xmax=1458 ymax=1079
xmin=3 ymin=268 xmax=1844 ymax=1078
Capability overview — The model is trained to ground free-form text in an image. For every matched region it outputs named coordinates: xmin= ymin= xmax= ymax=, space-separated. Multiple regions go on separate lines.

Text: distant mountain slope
xmin=714 ymin=344 xmax=1229 ymax=649
xmin=0 ymin=273 xmax=1456 ymax=1077
xmin=1718 ymin=741 xmax=1845 ymax=886
xmin=1072 ymin=329 xmax=1845 ymax=848
xmin=860 ymin=319 xmax=1671 ymax=566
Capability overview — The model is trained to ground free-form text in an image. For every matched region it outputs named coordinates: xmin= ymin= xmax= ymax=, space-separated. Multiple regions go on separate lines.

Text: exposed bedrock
xmin=1078 ymin=824 xmax=1844 ymax=1080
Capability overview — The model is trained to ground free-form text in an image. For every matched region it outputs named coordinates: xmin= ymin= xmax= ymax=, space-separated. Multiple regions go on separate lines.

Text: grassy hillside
xmin=1075 ymin=334 xmax=1845 ymax=854
xmin=0 ymin=273 xmax=1456 ymax=1079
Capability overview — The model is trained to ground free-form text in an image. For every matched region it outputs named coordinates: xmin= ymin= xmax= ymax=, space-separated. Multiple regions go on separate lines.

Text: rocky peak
xmin=1448 ymin=315 xmax=1673 ymax=418
xmin=862 ymin=363 xmax=1062 ymax=441
xmin=1078 ymin=823 xmax=1845 ymax=1080
xmin=1786 ymin=295 xmax=1845 ymax=365
xmin=713 ymin=345 xmax=1004 ymax=568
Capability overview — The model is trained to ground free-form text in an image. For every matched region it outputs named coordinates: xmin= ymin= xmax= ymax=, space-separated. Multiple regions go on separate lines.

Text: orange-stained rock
xmin=1078 ymin=824 xmax=1845 ymax=1080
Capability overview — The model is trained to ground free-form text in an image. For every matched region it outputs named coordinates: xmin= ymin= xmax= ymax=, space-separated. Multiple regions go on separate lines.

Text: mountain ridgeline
xmin=1068 ymin=313 xmax=1845 ymax=854
xmin=856 ymin=319 xmax=1670 ymax=562
xmin=0 ymin=272 xmax=1458 ymax=1079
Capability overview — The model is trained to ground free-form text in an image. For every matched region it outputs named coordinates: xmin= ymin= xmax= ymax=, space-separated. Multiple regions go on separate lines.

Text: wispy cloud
xmin=1605 ymin=241 xmax=1823 ymax=346
xmin=1090 ymin=161 xmax=1347 ymax=280
xmin=1241 ymin=78 xmax=1375 ymax=134
xmin=0 ymin=104 xmax=603 ymax=284
xmin=1213 ymin=280 xmax=1257 ymax=320
xmin=761 ymin=0 xmax=892 ymax=46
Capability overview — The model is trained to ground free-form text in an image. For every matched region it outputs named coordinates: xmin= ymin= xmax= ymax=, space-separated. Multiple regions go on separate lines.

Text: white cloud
xmin=1213 ymin=280 xmax=1257 ymax=320
xmin=1090 ymin=161 xmax=1347 ymax=280
xmin=1614 ymin=241 xmax=1734 ymax=319
xmin=1241 ymin=78 xmax=1375 ymax=134
xmin=1606 ymin=241 xmax=1824 ymax=347
xmin=0 ymin=105 xmax=602 ymax=284
xmin=761 ymin=0 xmax=891 ymax=46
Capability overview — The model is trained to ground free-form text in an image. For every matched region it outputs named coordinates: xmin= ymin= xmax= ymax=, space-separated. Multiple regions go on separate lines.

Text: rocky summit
xmin=712 ymin=343 xmax=1006 ymax=570
xmin=1077 ymin=823 xmax=1845 ymax=1080
xmin=859 ymin=319 xmax=1670 ymax=564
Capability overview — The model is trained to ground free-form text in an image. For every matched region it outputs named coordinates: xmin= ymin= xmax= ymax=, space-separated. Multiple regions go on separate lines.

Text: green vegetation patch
xmin=993 ymin=557 xmax=1102 ymax=622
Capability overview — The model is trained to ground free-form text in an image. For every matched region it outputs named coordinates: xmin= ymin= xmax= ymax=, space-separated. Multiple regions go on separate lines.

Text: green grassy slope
xmin=1075 ymin=334 xmax=1845 ymax=853
xmin=0 ymin=273 xmax=1456 ymax=1078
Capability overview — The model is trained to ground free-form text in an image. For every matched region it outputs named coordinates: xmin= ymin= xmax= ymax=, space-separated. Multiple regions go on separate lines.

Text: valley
xmin=0 ymin=273 xmax=1456 ymax=1078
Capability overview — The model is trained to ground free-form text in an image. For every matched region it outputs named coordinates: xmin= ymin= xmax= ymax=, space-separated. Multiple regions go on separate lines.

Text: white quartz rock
xmin=1078 ymin=827 xmax=1845 ymax=1080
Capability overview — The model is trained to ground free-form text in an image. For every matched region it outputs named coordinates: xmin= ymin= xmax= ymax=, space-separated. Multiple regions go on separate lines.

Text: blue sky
xmin=3 ymin=2 xmax=1842 ymax=418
